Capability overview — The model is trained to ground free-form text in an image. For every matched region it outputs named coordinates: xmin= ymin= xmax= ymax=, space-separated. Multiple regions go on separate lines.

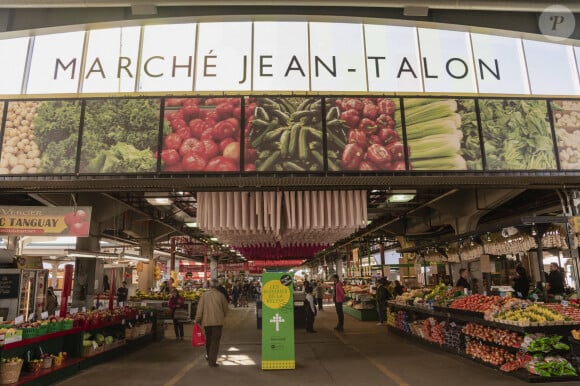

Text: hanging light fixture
xmin=530 ymin=223 xmax=538 ymax=236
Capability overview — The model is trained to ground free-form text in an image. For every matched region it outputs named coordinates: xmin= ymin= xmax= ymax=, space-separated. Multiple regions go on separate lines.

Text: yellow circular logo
xmin=262 ymin=280 xmax=291 ymax=309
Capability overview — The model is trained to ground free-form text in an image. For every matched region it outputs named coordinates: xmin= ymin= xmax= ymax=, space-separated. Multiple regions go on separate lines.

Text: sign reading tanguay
xmin=0 ymin=206 xmax=92 ymax=236
xmin=0 ymin=21 xmax=578 ymax=96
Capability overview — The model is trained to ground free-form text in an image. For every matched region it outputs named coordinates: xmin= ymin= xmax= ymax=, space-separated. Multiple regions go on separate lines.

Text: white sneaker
xmin=376 ymin=322 xmax=383 ymax=325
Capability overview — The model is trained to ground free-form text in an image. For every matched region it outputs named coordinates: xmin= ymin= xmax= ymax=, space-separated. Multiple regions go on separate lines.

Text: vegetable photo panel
xmin=480 ymin=99 xmax=557 ymax=170
xmin=404 ymin=98 xmax=482 ymax=171
xmin=326 ymin=97 xmax=405 ymax=171
xmin=551 ymin=100 xmax=580 ymax=170
xmin=0 ymin=100 xmax=81 ymax=175
xmin=245 ymin=97 xmax=323 ymax=172
xmin=160 ymin=97 xmax=242 ymax=173
xmin=79 ymin=98 xmax=160 ymax=174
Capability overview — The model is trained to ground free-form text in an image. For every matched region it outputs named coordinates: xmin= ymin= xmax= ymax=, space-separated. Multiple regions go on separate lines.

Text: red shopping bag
xmin=191 ymin=323 xmax=206 ymax=347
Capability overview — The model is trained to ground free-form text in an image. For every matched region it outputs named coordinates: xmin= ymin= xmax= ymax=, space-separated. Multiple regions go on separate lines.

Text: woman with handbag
xmin=169 ymin=289 xmax=186 ymax=340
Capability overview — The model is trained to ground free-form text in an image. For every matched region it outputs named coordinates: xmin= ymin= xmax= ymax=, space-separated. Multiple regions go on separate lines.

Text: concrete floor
xmin=56 ymin=303 xmax=578 ymax=386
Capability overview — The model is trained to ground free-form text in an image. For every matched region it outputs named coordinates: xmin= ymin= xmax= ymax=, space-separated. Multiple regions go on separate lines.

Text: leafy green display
xmin=480 ymin=99 xmax=556 ymax=170
xmin=34 ymin=101 xmax=82 ymax=173
xmin=80 ymin=99 xmax=159 ymax=173
xmin=457 ymin=99 xmax=483 ymax=170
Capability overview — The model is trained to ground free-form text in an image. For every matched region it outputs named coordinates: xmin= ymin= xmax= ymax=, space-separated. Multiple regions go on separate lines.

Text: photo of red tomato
xmin=160 ymin=98 xmax=242 ymax=173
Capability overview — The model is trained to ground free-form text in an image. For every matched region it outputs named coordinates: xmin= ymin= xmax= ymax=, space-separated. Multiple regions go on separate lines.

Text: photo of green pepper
xmin=244 ymin=97 xmax=323 ymax=172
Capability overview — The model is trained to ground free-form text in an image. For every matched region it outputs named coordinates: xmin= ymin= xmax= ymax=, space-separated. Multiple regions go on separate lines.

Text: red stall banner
xmin=60 ymin=264 xmax=74 ymax=316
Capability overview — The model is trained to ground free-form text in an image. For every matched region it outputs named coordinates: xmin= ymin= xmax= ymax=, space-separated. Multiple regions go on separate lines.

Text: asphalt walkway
xmin=55 ymin=303 xmax=578 ymax=386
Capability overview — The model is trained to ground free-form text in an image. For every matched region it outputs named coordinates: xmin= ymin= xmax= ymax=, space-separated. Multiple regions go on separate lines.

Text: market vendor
xmin=546 ymin=263 xmax=565 ymax=297
xmin=456 ymin=268 xmax=471 ymax=291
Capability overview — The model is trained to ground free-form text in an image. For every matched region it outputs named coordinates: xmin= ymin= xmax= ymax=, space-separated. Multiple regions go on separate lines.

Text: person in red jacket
xmin=332 ymin=274 xmax=345 ymax=332
xmin=168 ymin=289 xmax=185 ymax=340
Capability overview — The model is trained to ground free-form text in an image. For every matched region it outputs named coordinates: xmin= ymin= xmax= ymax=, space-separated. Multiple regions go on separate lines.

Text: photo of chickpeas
xmin=0 ymin=101 xmax=41 ymax=175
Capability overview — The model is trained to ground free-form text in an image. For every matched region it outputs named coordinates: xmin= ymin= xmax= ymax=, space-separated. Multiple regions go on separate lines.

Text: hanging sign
xmin=261 ymin=272 xmax=295 ymax=370
xmin=0 ymin=206 xmax=92 ymax=236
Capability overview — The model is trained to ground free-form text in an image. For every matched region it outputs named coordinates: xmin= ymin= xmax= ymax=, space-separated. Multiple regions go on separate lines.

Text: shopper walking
xmin=116 ymin=281 xmax=129 ymax=306
xmin=169 ymin=288 xmax=186 ymax=340
xmin=332 ymin=274 xmax=345 ymax=332
xmin=46 ymin=286 xmax=58 ymax=316
xmin=315 ymin=280 xmax=325 ymax=311
xmin=195 ymin=278 xmax=229 ymax=368
xmin=456 ymin=268 xmax=471 ymax=291
xmin=304 ymin=286 xmax=317 ymax=333
xmin=375 ymin=278 xmax=390 ymax=325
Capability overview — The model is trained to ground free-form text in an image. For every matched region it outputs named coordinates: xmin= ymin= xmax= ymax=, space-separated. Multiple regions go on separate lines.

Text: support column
xmin=50 ymin=262 xmax=59 ymax=288
xmin=72 ymin=235 xmax=101 ymax=309
xmin=210 ymin=256 xmax=219 ymax=282
xmin=535 ymin=235 xmax=549 ymax=301
xmin=380 ymin=243 xmax=385 ymax=277
xmin=335 ymin=256 xmax=344 ymax=280
xmin=138 ymin=239 xmax=155 ymax=292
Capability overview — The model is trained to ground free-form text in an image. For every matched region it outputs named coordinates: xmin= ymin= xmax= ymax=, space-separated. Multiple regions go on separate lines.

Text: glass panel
xmin=480 ymin=99 xmax=556 ymax=170
xmin=364 ymin=24 xmax=422 ymax=92
xmin=160 ymin=97 xmax=241 ymax=172
xmin=405 ymin=98 xmax=482 ymax=171
xmin=552 ymin=100 xmax=580 ymax=170
xmin=195 ymin=22 xmax=252 ymax=92
xmin=0 ymin=37 xmax=29 ymax=95
xmin=79 ymin=98 xmax=160 ymax=174
xmin=83 ymin=27 xmax=141 ymax=93
xmin=0 ymin=100 xmax=81 ymax=174
xmin=309 ymin=22 xmax=367 ymax=92
xmin=253 ymin=22 xmax=309 ymax=91
xmin=418 ymin=28 xmax=477 ymax=93
xmin=27 ymin=31 xmax=85 ymax=94
xmin=245 ymin=97 xmax=323 ymax=172
xmin=325 ymin=97 xmax=404 ymax=171
xmin=523 ymin=40 xmax=580 ymax=95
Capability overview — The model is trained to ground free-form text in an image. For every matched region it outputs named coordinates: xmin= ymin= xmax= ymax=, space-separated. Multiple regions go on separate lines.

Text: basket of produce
xmin=52 ymin=352 xmax=67 ymax=367
xmin=0 ymin=358 xmax=23 ymax=385
xmin=26 ymin=360 xmax=43 ymax=374
xmin=61 ymin=319 xmax=74 ymax=330
xmin=124 ymin=327 xmax=136 ymax=341
xmin=41 ymin=355 xmax=53 ymax=369
xmin=144 ymin=322 xmax=153 ymax=334
xmin=19 ymin=327 xmax=39 ymax=340
xmin=37 ymin=323 xmax=49 ymax=336
xmin=47 ymin=321 xmax=61 ymax=333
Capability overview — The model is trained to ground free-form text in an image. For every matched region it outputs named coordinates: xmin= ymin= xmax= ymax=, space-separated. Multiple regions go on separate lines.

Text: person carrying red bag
xmin=194 ymin=278 xmax=229 ymax=368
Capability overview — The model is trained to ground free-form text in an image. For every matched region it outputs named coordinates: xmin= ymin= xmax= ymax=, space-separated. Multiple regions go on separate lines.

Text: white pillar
xmin=210 ymin=257 xmax=218 ymax=281
xmin=335 ymin=257 xmax=344 ymax=279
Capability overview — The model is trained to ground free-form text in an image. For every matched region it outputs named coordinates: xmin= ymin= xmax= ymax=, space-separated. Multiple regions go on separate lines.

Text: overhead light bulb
xmin=531 ymin=224 xmax=538 ymax=236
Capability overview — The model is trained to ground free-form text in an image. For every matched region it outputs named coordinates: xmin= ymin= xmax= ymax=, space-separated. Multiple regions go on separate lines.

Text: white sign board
xmin=0 ymin=19 xmax=577 ymax=96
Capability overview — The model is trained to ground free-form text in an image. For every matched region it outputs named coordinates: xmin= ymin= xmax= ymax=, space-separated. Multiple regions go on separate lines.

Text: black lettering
xmin=204 ymin=55 xmax=217 ymax=77
xmin=54 ymin=58 xmax=77 ymax=80
xmin=239 ymin=55 xmax=247 ymax=84
xmin=172 ymin=56 xmax=193 ymax=77
xmin=259 ymin=55 xmax=273 ymax=77
xmin=446 ymin=58 xmax=469 ymax=79
xmin=478 ymin=58 xmax=500 ymax=80
xmin=551 ymin=15 xmax=565 ymax=31
xmin=314 ymin=56 xmax=336 ymax=77
xmin=367 ymin=56 xmax=386 ymax=78
xmin=422 ymin=57 xmax=438 ymax=79
xmin=397 ymin=57 xmax=418 ymax=79
xmin=144 ymin=56 xmax=164 ymax=78
xmin=117 ymin=57 xmax=133 ymax=78
xmin=85 ymin=58 xmax=106 ymax=79
xmin=284 ymin=56 xmax=305 ymax=77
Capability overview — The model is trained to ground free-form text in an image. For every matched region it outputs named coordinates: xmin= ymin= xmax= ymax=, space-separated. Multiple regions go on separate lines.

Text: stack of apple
xmin=465 ymin=340 xmax=516 ymax=366
xmin=543 ymin=303 xmax=580 ymax=322
xmin=449 ymin=294 xmax=504 ymax=313
xmin=463 ymin=322 xmax=522 ymax=348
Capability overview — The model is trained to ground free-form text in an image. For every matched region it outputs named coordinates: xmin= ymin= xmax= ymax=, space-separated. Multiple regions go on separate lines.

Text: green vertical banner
xmin=261 ymin=272 xmax=295 ymax=370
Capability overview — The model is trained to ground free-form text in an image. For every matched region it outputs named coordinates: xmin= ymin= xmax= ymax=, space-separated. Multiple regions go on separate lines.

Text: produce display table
xmin=344 ymin=305 xmax=378 ymax=321
xmin=128 ymin=300 xmax=197 ymax=320
xmin=0 ymin=314 xmax=157 ymax=386
xmin=387 ymin=302 xmax=580 ymax=382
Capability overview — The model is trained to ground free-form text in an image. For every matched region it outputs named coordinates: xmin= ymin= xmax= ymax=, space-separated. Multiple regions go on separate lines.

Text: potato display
xmin=552 ymin=100 xmax=580 ymax=170
xmin=0 ymin=100 xmax=81 ymax=175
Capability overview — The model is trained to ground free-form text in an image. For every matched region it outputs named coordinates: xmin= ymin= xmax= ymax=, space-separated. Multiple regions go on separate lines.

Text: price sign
xmin=14 ymin=315 xmax=23 ymax=325
xmin=92 ymin=341 xmax=98 ymax=349
xmin=28 ymin=313 xmax=35 ymax=322
xmin=41 ymin=311 xmax=49 ymax=320
xmin=70 ymin=308 xmax=78 ymax=315
xmin=562 ymin=300 xmax=569 ymax=307
xmin=81 ymin=307 xmax=86 ymax=312
xmin=55 ymin=310 xmax=60 ymax=318
xmin=122 ymin=319 xmax=125 ymax=325
xmin=128 ymin=322 xmax=132 ymax=328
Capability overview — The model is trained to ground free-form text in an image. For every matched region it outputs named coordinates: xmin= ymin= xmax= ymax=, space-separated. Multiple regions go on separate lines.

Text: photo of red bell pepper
xmin=340 ymin=109 xmax=361 ymax=128
xmin=386 ymin=142 xmax=405 ymax=162
xmin=358 ymin=118 xmax=377 ymax=134
xmin=363 ymin=103 xmax=379 ymax=120
xmin=341 ymin=143 xmax=364 ymax=170
xmin=378 ymin=128 xmax=399 ymax=145
xmin=366 ymin=144 xmax=392 ymax=166
xmin=348 ymin=129 xmax=368 ymax=149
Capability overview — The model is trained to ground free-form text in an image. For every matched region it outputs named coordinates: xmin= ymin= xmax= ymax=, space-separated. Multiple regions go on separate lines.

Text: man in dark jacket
xmin=547 ymin=263 xmax=565 ymax=296
xmin=375 ymin=278 xmax=390 ymax=325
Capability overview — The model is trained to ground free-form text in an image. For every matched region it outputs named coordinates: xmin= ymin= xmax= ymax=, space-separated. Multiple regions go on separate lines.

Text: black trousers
xmin=306 ymin=309 xmax=316 ymax=332
xmin=335 ymin=302 xmax=344 ymax=329
xmin=316 ymin=297 xmax=323 ymax=310
xmin=173 ymin=319 xmax=184 ymax=339
xmin=204 ymin=325 xmax=223 ymax=366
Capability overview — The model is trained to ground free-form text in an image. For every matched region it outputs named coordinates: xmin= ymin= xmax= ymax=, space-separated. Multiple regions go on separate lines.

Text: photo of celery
xmin=404 ymin=98 xmax=482 ymax=171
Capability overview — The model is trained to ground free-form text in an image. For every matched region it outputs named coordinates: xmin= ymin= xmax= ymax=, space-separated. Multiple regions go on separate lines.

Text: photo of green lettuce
xmin=80 ymin=98 xmax=160 ymax=173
